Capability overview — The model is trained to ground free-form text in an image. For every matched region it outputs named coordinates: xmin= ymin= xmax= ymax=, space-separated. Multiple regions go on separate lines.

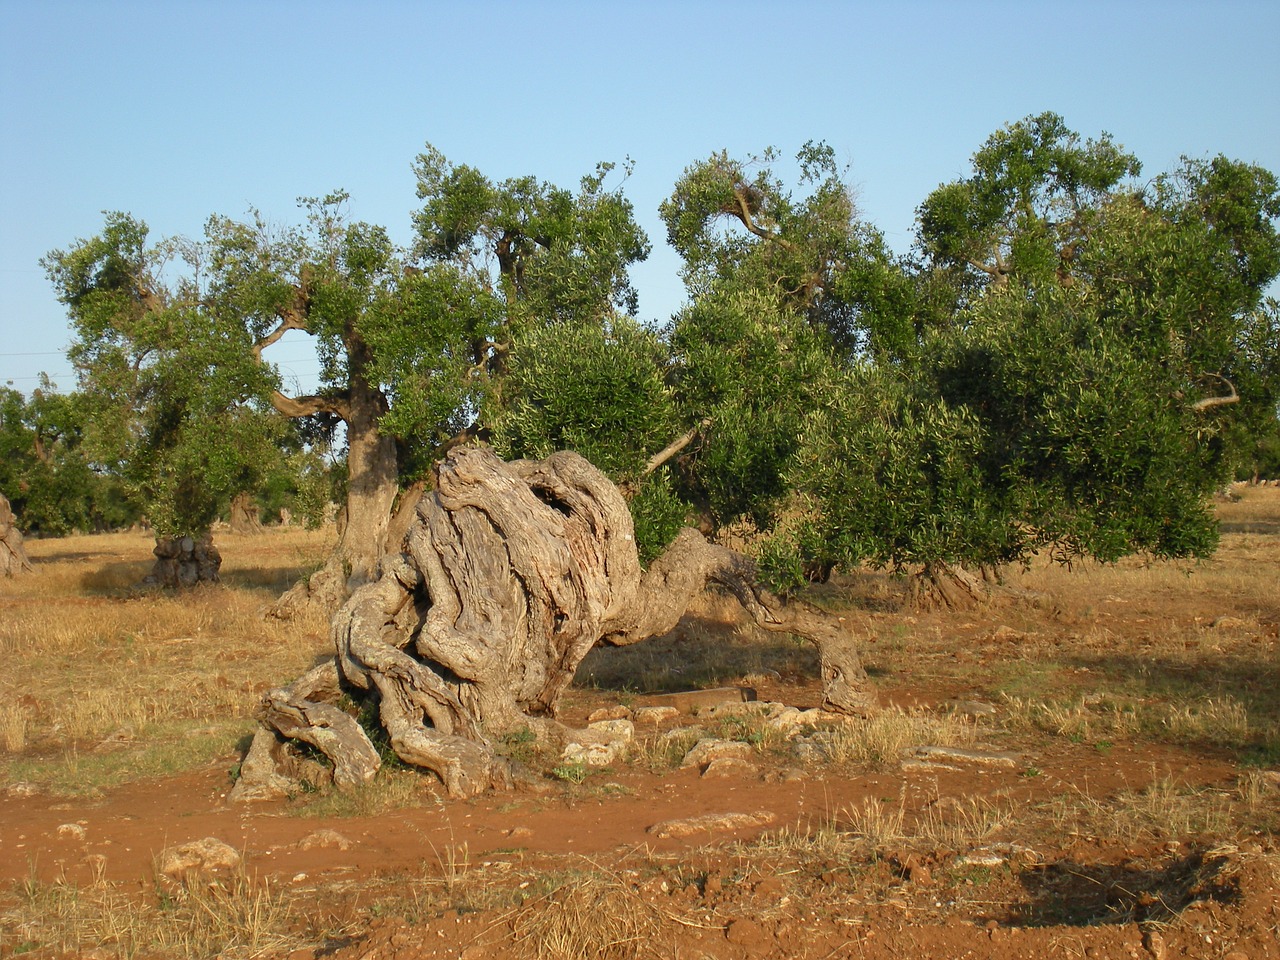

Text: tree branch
xmin=729 ymin=185 xmax=794 ymax=250
xmin=1191 ymin=374 xmax=1239 ymax=412
xmin=643 ymin=418 xmax=712 ymax=477
xmin=268 ymin=389 xmax=347 ymax=421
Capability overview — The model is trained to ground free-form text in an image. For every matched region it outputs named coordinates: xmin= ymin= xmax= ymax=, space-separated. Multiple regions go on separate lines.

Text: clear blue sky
xmin=2 ymin=0 xmax=1278 ymax=393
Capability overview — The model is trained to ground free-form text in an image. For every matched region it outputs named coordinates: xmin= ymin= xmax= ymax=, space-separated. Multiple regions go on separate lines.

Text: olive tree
xmin=774 ymin=115 xmax=1280 ymax=602
xmin=43 ymin=216 xmax=287 ymax=584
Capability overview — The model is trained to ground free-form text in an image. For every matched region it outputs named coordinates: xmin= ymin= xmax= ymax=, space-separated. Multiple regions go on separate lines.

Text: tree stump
xmin=232 ymin=446 xmax=874 ymax=802
xmin=145 ymin=533 xmax=222 ymax=587
xmin=0 ymin=493 xmax=33 ymax=578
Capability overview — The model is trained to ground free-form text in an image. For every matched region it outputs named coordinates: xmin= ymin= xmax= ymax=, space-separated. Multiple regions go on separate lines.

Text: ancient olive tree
xmin=43 ymin=216 xmax=288 ymax=584
xmin=231 ymin=149 xmax=884 ymax=800
xmin=232 ymin=444 xmax=872 ymax=801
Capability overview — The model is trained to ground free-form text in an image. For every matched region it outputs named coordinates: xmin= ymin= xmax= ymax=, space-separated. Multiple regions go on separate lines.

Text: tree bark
xmin=0 ymin=493 xmax=33 ymax=578
xmin=233 ymin=446 xmax=873 ymax=802
xmin=910 ymin=561 xmax=989 ymax=610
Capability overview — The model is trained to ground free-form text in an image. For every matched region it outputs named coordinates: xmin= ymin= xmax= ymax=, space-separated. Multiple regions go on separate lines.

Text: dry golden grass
xmin=824 ymin=706 xmax=979 ymax=768
xmin=0 ymin=526 xmax=334 ymax=794
xmin=3 ymin=864 xmax=300 ymax=958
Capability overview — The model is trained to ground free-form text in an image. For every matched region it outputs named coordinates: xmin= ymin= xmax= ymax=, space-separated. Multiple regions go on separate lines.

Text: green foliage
xmin=668 ymin=291 xmax=834 ymax=530
xmin=492 ymin=316 xmax=675 ymax=479
xmin=413 ymin=148 xmax=650 ymax=327
xmin=917 ymin=111 xmax=1142 ymax=298
xmin=0 ymin=380 xmax=138 ymax=534
xmin=668 ymin=119 xmax=1280 ymax=591
xmin=35 ymin=123 xmax=1279 ymax=605
xmin=43 ymin=213 xmax=290 ymax=539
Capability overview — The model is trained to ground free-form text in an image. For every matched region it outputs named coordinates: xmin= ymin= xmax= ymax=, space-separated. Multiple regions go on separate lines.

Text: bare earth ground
xmin=2 ymin=489 xmax=1279 ymax=959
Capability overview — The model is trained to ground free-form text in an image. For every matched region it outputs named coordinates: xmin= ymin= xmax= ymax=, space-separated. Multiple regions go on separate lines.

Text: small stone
xmin=588 ymin=719 xmax=635 ymax=743
xmin=701 ymin=757 xmax=759 ymax=779
xmin=763 ymin=706 xmax=805 ymax=732
xmin=908 ymin=745 xmax=1021 ymax=768
xmin=561 ymin=734 xmax=626 ymax=765
xmin=681 ymin=738 xmax=753 ymax=769
xmin=7 ymin=781 xmax=40 ymax=797
xmin=57 ymin=823 xmax=87 ymax=840
xmin=505 ymin=826 xmax=534 ymax=840
xmin=587 ymin=705 xmax=632 ymax=722
xmin=648 ymin=810 xmax=776 ymax=839
xmin=296 ymin=829 xmax=352 ymax=851
xmin=157 ymin=837 xmax=242 ymax=879
xmin=634 ymin=706 xmax=679 ymax=725
xmin=1210 ymin=616 xmax=1246 ymax=629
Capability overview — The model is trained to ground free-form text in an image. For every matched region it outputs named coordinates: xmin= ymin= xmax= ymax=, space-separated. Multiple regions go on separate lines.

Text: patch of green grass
xmin=4 ymin=720 xmax=253 ymax=797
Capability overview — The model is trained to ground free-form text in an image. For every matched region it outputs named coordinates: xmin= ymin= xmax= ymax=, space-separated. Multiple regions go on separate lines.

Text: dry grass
xmin=823 ymin=706 xmax=979 ymax=768
xmin=0 ymin=526 xmax=333 ymax=794
xmin=2 ymin=864 xmax=300 ymax=958
xmin=1042 ymin=776 xmax=1244 ymax=843
xmin=509 ymin=869 xmax=669 ymax=960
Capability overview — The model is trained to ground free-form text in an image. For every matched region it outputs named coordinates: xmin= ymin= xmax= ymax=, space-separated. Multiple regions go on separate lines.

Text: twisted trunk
xmin=233 ymin=446 xmax=874 ymax=802
xmin=0 ymin=494 xmax=32 ymax=578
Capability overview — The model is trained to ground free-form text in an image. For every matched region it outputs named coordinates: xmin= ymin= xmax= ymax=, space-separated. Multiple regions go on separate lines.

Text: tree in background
xmin=0 ymin=380 xmax=137 ymax=536
xmin=43 ymin=214 xmax=289 ymax=584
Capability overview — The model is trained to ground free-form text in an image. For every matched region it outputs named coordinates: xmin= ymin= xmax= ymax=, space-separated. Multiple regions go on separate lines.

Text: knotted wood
xmin=233 ymin=447 xmax=873 ymax=802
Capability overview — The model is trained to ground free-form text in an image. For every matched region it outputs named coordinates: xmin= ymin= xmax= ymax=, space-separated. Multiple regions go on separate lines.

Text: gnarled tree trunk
xmin=233 ymin=446 xmax=874 ymax=803
xmin=228 ymin=491 xmax=264 ymax=535
xmin=909 ymin=561 xmax=990 ymax=610
xmin=0 ymin=493 xmax=33 ymax=578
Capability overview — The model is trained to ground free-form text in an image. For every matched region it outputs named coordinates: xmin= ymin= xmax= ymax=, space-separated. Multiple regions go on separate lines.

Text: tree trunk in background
xmin=233 ymin=446 xmax=874 ymax=802
xmin=0 ymin=493 xmax=33 ymax=578
xmin=910 ymin=562 xmax=990 ymax=610
xmin=270 ymin=345 xmax=400 ymax=619
xmin=228 ymin=491 xmax=265 ymax=535
xmin=145 ymin=533 xmax=222 ymax=587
